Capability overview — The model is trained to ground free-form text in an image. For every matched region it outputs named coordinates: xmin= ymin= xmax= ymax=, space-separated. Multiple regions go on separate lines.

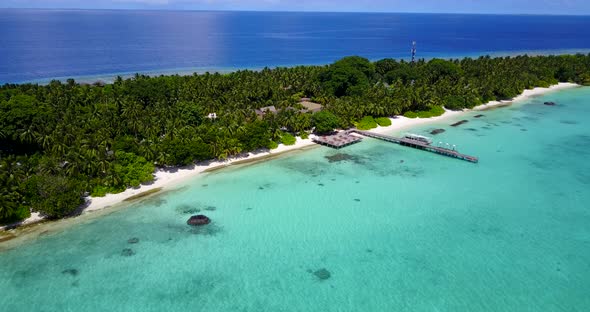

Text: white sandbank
xmin=0 ymin=82 xmax=580 ymax=231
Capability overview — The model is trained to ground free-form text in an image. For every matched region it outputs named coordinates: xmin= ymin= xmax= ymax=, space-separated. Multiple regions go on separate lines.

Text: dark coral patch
xmin=62 ymin=269 xmax=79 ymax=276
xmin=325 ymin=153 xmax=364 ymax=164
xmin=313 ymin=268 xmax=331 ymax=281
xmin=560 ymin=120 xmax=578 ymax=125
xmin=176 ymin=204 xmax=201 ymax=214
xmin=451 ymin=120 xmax=468 ymax=127
xmin=121 ymin=249 xmax=135 ymax=257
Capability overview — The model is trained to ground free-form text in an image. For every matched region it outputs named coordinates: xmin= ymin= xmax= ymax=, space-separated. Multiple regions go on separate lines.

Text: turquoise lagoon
xmin=1 ymin=88 xmax=590 ymax=311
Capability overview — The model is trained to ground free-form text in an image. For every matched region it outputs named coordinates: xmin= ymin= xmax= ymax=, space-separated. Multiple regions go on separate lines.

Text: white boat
xmin=403 ymin=133 xmax=433 ymax=145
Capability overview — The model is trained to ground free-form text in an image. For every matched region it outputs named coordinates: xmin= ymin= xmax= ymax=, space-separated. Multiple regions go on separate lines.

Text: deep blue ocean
xmin=1 ymin=9 xmax=590 ymax=84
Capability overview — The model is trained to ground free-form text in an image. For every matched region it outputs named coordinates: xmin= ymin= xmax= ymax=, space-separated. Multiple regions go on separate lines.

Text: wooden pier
xmin=349 ymin=130 xmax=479 ymax=163
xmin=312 ymin=132 xmax=363 ymax=149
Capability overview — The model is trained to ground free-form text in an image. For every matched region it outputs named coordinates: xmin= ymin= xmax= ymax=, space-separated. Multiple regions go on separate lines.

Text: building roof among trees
xmin=299 ymin=101 xmax=323 ymax=113
xmin=255 ymin=105 xmax=278 ymax=116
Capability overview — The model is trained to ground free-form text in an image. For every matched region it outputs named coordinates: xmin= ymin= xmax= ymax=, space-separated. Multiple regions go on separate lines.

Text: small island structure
xmin=312 ymin=132 xmax=363 ymax=148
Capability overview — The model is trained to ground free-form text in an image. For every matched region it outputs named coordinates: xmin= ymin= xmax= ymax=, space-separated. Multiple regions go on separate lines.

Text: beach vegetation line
xmin=1 ymin=53 xmax=590 ymax=223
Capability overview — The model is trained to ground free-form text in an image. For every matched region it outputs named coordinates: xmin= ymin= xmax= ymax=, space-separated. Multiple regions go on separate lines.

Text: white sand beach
xmin=0 ymin=82 xmax=580 ymax=231
xmin=368 ymin=82 xmax=580 ymax=135
xmin=82 ymin=136 xmax=319 ymax=214
xmin=471 ymin=82 xmax=579 ymax=111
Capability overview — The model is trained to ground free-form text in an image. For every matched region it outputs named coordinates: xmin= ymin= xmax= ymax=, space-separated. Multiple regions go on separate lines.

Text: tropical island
xmin=1 ymin=54 xmax=589 ymax=225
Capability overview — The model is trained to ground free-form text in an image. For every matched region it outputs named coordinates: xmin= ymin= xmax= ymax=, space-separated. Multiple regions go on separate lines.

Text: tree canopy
xmin=1 ymin=53 xmax=590 ymax=223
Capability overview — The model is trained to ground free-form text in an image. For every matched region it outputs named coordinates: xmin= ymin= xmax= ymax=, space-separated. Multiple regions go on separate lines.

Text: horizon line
xmin=1 ymin=7 xmax=590 ymax=17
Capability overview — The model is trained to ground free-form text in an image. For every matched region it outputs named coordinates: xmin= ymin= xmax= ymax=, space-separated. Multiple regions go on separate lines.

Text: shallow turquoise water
xmin=1 ymin=88 xmax=590 ymax=311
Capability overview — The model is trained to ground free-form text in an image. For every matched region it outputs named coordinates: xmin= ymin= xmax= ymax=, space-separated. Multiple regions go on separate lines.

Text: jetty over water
xmin=312 ymin=129 xmax=478 ymax=163
xmin=349 ymin=130 xmax=478 ymax=163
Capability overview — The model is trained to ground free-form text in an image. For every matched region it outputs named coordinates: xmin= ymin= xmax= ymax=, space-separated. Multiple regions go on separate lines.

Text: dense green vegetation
xmin=280 ymin=133 xmax=297 ymax=146
xmin=375 ymin=117 xmax=392 ymax=127
xmin=311 ymin=111 xmax=341 ymax=134
xmin=356 ymin=116 xmax=378 ymax=130
xmin=1 ymin=53 xmax=590 ymax=223
xmin=403 ymin=106 xmax=446 ymax=118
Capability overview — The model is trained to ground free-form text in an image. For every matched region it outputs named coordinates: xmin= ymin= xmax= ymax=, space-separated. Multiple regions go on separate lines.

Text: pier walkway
xmin=348 ymin=129 xmax=479 ymax=163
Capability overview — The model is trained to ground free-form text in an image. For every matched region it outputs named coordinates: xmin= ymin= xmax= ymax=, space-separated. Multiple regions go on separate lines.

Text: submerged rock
xmin=474 ymin=114 xmax=485 ymax=118
xmin=544 ymin=101 xmax=556 ymax=106
xmin=177 ymin=204 xmax=201 ymax=215
xmin=325 ymin=153 xmax=363 ymax=164
xmin=121 ymin=248 xmax=135 ymax=257
xmin=560 ymin=120 xmax=578 ymax=125
xmin=188 ymin=223 xmax=221 ymax=236
xmin=204 ymin=206 xmax=217 ymax=211
xmin=326 ymin=153 xmax=352 ymax=162
xmin=430 ymin=129 xmax=445 ymax=135
xmin=147 ymin=198 xmax=166 ymax=207
xmin=187 ymin=215 xmax=211 ymax=226
xmin=451 ymin=120 xmax=469 ymax=127
xmin=62 ymin=269 xmax=79 ymax=276
xmin=127 ymin=237 xmax=140 ymax=244
xmin=313 ymin=268 xmax=331 ymax=281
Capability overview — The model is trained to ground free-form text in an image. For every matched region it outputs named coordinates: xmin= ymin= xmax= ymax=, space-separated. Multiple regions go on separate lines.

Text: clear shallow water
xmin=2 ymin=10 xmax=590 ymax=83
xmin=1 ymin=88 xmax=590 ymax=311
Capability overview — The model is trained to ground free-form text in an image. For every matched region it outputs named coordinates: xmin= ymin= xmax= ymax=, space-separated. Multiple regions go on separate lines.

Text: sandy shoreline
xmin=83 ymin=136 xmax=319 ymax=214
xmin=0 ymin=82 xmax=580 ymax=232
